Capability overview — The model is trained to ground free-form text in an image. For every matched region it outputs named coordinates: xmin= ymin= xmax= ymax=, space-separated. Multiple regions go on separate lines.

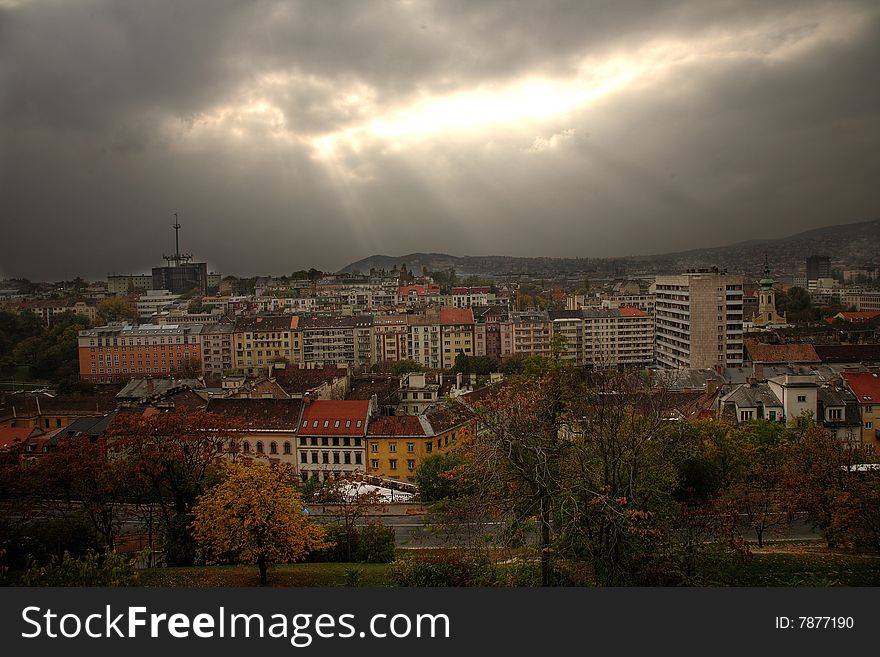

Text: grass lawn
xmin=139 ymin=562 xmax=394 ymax=587
xmin=708 ymin=541 xmax=880 ymax=586
xmin=136 ymin=543 xmax=879 ymax=587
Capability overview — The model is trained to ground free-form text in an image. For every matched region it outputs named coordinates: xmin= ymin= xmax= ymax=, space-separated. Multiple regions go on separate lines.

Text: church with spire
xmin=752 ymin=255 xmax=787 ymax=328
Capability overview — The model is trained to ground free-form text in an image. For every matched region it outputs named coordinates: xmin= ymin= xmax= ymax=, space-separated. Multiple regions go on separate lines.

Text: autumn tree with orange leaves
xmin=192 ymin=462 xmax=327 ymax=585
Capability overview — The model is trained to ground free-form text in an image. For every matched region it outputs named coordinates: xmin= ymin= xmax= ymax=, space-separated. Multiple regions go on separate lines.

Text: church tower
xmin=753 ymin=255 xmax=787 ymax=327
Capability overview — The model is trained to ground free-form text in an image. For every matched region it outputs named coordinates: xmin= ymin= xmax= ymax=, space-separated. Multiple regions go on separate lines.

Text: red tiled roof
xmin=367 ymin=415 xmax=427 ymax=437
xmin=841 ymin=372 xmax=880 ymax=404
xmin=0 ymin=427 xmax=31 ymax=449
xmin=272 ymin=365 xmax=348 ymax=395
xmin=618 ymin=306 xmax=648 ymax=317
xmin=828 ymin=311 xmax=880 ymax=323
xmin=298 ymin=400 xmax=370 ymax=436
xmin=745 ymin=341 xmax=820 ymax=363
xmin=206 ymin=398 xmax=303 ymax=430
xmin=439 ymin=308 xmax=474 ymax=325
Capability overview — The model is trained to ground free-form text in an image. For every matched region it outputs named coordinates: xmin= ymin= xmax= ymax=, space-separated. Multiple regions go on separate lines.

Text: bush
xmin=308 ymin=523 xmax=396 ymax=563
xmin=391 ymin=549 xmax=496 ymax=586
xmin=19 ymin=550 xmax=140 ymax=586
xmin=355 ymin=523 xmax=396 ymax=564
xmin=0 ymin=515 xmax=101 ymax=572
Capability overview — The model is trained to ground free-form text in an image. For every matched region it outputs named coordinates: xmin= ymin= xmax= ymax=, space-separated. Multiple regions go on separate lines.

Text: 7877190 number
xmin=799 ymin=617 xmax=853 ymax=629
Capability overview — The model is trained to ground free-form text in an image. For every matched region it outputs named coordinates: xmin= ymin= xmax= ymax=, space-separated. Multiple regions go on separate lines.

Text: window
xmin=407 ymin=460 xmax=415 ymax=471
xmin=256 ymin=442 xmax=264 ymax=454
xmin=300 ymin=452 xmax=307 ymax=463
xmin=323 ymin=420 xmax=329 ymax=428
xmin=302 ymin=420 xmax=308 ymax=428
xmin=866 ymin=421 xmax=874 ymax=430
xmin=313 ymin=420 xmax=319 ymax=428
xmin=344 ymin=452 xmax=351 ymax=464
xmin=389 ymin=459 xmax=398 ymax=470
xmin=311 ymin=452 xmax=318 ymax=464
xmin=828 ymin=409 xmax=842 ymax=421
xmin=356 ymin=420 xmax=362 ymax=428
xmin=322 ymin=452 xmax=329 ymax=464
xmin=270 ymin=442 xmax=277 ymax=454
xmin=243 ymin=441 xmax=251 ymax=453
xmin=355 ymin=453 xmax=362 ymax=465
xmin=797 ymin=395 xmax=807 ymax=403
xmin=333 ymin=452 xmax=340 ymax=464
xmin=371 ymin=442 xmax=379 ymax=452
xmin=426 ymin=442 xmax=432 ymax=453
xmin=740 ymin=410 xmax=754 ymax=422
xmin=299 ymin=437 xmax=306 ymax=446
xmin=334 ymin=420 xmax=340 ymax=428
xmin=371 ymin=459 xmax=379 ymax=469
xmin=345 ymin=420 xmax=351 ymax=428
xmin=768 ymin=411 xmax=776 ymax=421
xmin=389 ymin=442 xmax=397 ymax=453
xmin=407 ymin=442 xmax=415 ymax=453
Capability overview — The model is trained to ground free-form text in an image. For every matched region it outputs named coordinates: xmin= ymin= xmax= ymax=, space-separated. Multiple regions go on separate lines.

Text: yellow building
xmin=233 ymin=315 xmax=301 ymax=376
xmin=365 ymin=405 xmax=475 ymax=482
xmin=841 ymin=372 xmax=880 ymax=451
xmin=439 ymin=307 xmax=475 ymax=369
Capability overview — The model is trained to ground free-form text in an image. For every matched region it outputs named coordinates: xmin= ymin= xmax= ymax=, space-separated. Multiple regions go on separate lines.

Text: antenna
xmin=162 ymin=212 xmax=193 ymax=266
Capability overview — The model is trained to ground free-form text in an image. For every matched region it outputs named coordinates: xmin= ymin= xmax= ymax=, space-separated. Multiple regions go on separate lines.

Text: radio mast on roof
xmin=163 ymin=212 xmax=193 ymax=266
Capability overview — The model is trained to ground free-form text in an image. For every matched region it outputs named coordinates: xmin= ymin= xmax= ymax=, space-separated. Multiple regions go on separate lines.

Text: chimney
xmin=714 ymin=363 xmax=724 ymax=375
xmin=456 ymin=372 xmax=462 ymax=389
xmin=303 ymin=392 xmax=312 ymax=405
xmin=705 ymin=379 xmax=719 ymax=396
xmin=753 ymin=362 xmax=764 ymax=382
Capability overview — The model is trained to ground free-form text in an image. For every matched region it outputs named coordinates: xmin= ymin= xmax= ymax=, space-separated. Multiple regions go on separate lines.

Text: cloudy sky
xmin=2 ymin=0 xmax=879 ymax=280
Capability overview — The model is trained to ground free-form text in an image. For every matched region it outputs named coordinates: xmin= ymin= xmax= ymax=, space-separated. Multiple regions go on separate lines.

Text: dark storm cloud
xmin=1 ymin=0 xmax=878 ymax=279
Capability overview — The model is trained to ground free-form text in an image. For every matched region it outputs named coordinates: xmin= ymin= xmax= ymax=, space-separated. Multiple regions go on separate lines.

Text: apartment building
xmin=78 ymin=323 xmax=204 ymax=383
xmin=296 ymin=399 xmax=370 ymax=481
xmin=440 ymin=308 xmax=475 ymax=368
xmin=200 ymin=322 xmax=234 ymax=378
xmin=408 ymin=313 xmax=443 ymax=369
xmin=508 ymin=310 xmax=552 ymax=357
xmin=451 ymin=286 xmax=494 ymax=308
xmin=299 ymin=315 xmax=374 ymax=368
xmin=373 ymin=314 xmax=410 ymax=364
xmin=841 ymin=372 xmax=880 ymax=452
xmin=549 ymin=307 xmax=654 ymax=367
xmin=654 ymin=270 xmax=744 ymax=369
xmin=233 ymin=315 xmax=300 ymax=376
xmin=107 ymin=274 xmax=153 ymax=296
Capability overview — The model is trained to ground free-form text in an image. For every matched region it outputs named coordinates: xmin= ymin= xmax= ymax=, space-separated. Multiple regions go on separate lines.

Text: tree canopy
xmin=192 ymin=462 xmax=326 ymax=584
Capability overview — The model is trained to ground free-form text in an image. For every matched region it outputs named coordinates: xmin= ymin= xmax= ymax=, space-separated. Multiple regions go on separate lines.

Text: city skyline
xmin=2 ymin=0 xmax=879 ymax=280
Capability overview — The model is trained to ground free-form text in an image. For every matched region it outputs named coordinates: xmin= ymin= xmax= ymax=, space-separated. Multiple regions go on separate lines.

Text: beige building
xmin=550 ymin=307 xmax=654 ymax=367
xmin=233 ymin=315 xmax=301 ymax=376
xmin=655 ymin=270 xmax=744 ymax=369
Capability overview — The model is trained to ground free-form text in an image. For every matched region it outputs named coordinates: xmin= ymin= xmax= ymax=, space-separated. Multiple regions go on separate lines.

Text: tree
xmin=35 ymin=437 xmax=131 ymax=551
xmin=305 ymin=477 xmax=384 ymax=562
xmin=391 ymin=359 xmax=424 ymax=375
xmin=97 ymin=297 xmax=136 ymax=324
xmin=460 ymin=371 xmax=577 ymax=586
xmin=781 ymin=425 xmax=877 ymax=548
xmin=415 ymin=453 xmax=465 ymax=502
xmin=727 ymin=422 xmax=790 ymax=547
xmin=176 ymin=355 xmax=202 ymax=378
xmin=106 ymin=410 xmax=241 ymax=565
xmin=192 ymin=462 xmax=326 ymax=584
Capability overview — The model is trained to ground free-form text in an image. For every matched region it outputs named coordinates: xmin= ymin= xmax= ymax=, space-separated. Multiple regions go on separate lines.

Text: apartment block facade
xmin=654 ymin=270 xmax=744 ymax=369
xmin=78 ymin=323 xmax=203 ymax=383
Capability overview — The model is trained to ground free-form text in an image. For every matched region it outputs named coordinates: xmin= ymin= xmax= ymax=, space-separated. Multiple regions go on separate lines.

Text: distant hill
xmin=339 ymin=218 xmax=880 ymax=278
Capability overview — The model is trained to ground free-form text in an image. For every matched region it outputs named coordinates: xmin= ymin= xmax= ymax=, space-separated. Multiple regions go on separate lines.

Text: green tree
xmin=415 ymin=453 xmax=465 ymax=502
xmin=97 ymin=297 xmax=136 ymax=324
